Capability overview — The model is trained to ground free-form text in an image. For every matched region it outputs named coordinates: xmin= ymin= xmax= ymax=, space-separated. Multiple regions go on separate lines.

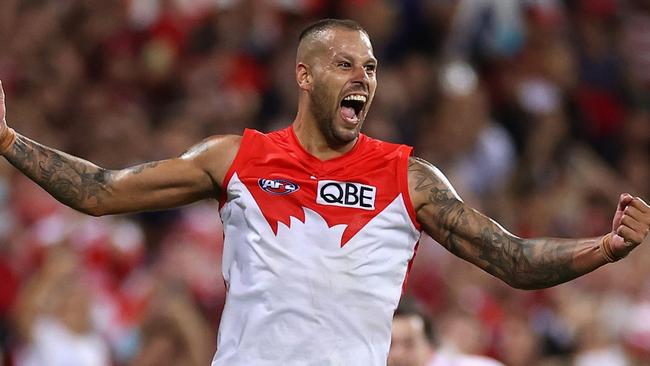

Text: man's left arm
xmin=408 ymin=156 xmax=650 ymax=290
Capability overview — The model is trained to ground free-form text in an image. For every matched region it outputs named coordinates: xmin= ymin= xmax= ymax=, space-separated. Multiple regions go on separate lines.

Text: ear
xmin=296 ymin=63 xmax=312 ymax=91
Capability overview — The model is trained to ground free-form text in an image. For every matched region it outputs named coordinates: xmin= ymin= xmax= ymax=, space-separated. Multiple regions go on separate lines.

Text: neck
xmin=292 ymin=103 xmax=358 ymax=161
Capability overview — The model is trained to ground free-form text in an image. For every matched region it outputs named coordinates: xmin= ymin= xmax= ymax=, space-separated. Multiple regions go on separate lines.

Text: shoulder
xmin=407 ymin=156 xmax=455 ymax=191
xmin=408 ymin=156 xmax=462 ymax=214
xmin=407 ymin=156 xmax=460 ymax=211
xmin=408 ymin=156 xmax=444 ymax=179
xmin=361 ymin=134 xmax=410 ymax=155
xmin=193 ymin=127 xmax=291 ymax=166
xmin=181 ymin=134 xmax=243 ymax=187
xmin=181 ymin=134 xmax=242 ymax=161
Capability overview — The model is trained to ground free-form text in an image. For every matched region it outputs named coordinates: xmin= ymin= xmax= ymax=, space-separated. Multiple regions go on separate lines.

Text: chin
xmin=331 ymin=124 xmax=361 ymax=144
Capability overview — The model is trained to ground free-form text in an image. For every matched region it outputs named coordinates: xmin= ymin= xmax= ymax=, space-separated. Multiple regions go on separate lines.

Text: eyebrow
xmin=336 ymin=52 xmax=377 ymax=64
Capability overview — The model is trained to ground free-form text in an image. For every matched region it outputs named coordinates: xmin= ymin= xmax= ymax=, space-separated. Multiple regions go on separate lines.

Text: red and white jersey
xmin=212 ymin=126 xmax=421 ymax=366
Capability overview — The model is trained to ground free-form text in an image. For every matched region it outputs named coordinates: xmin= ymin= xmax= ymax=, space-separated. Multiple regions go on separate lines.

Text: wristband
xmin=0 ymin=127 xmax=16 ymax=154
xmin=599 ymin=232 xmax=622 ymax=263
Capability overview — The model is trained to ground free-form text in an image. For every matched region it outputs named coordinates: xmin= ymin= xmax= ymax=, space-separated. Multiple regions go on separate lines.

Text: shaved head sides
xmin=296 ymin=19 xmax=369 ymax=64
xmin=299 ymin=19 xmax=368 ymax=43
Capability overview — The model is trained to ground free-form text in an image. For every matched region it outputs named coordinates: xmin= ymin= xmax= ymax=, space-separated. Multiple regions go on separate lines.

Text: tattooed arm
xmin=3 ymin=134 xmax=240 ymax=216
xmin=0 ymin=80 xmax=239 ymax=216
xmin=408 ymin=156 xmax=650 ymax=290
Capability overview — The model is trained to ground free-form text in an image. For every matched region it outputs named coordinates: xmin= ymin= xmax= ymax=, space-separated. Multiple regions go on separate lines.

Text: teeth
xmin=343 ymin=95 xmax=367 ymax=103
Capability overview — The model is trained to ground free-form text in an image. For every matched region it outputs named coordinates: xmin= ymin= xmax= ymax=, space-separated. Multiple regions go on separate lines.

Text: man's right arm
xmin=3 ymin=133 xmax=240 ymax=216
xmin=0 ymin=81 xmax=240 ymax=216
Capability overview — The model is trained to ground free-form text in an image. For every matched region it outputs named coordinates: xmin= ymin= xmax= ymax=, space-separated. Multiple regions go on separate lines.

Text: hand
xmin=610 ymin=193 xmax=650 ymax=258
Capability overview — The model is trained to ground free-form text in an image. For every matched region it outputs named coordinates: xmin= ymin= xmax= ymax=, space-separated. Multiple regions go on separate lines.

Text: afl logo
xmin=258 ymin=178 xmax=300 ymax=195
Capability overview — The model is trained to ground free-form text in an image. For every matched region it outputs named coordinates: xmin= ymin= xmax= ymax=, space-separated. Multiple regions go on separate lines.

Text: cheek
xmin=313 ymin=83 xmax=335 ymax=106
xmin=321 ymin=86 xmax=340 ymax=108
xmin=369 ymin=80 xmax=378 ymax=96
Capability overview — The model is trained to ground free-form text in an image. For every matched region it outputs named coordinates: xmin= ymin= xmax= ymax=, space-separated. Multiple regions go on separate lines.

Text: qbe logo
xmin=316 ymin=180 xmax=376 ymax=210
xmin=258 ymin=178 xmax=300 ymax=195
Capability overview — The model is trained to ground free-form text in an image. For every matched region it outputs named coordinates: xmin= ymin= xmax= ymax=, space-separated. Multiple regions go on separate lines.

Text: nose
xmin=350 ymin=65 xmax=370 ymax=89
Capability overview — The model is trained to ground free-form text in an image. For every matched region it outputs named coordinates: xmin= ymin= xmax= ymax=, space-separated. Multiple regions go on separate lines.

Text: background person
xmin=389 ymin=300 xmax=503 ymax=366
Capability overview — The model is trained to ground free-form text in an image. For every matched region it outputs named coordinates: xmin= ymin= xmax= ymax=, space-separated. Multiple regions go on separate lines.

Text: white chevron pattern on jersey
xmin=212 ymin=173 xmax=420 ymax=366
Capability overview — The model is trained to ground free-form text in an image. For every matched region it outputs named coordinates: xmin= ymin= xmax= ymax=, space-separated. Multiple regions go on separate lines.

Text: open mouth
xmin=340 ymin=94 xmax=367 ymax=123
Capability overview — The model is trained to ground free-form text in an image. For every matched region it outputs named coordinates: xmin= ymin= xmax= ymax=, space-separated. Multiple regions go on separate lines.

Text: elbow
xmin=81 ymin=205 xmax=109 ymax=217
xmin=502 ymin=277 xmax=528 ymax=290
xmin=503 ymin=277 xmax=554 ymax=291
xmin=507 ymin=281 xmax=538 ymax=291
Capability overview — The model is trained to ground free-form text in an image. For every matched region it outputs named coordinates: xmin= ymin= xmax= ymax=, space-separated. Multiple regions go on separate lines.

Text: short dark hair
xmin=394 ymin=301 xmax=435 ymax=343
xmin=299 ymin=18 xmax=368 ymax=42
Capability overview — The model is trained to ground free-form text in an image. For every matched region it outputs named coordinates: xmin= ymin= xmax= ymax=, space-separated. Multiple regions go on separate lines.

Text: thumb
xmin=617 ymin=193 xmax=634 ymax=212
xmin=609 ymin=231 xmax=638 ymax=259
xmin=612 ymin=193 xmax=634 ymax=232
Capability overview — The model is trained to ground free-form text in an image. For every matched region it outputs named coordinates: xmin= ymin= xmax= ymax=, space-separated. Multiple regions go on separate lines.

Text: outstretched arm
xmin=408 ymin=156 xmax=650 ymax=290
xmin=0 ymin=81 xmax=240 ymax=216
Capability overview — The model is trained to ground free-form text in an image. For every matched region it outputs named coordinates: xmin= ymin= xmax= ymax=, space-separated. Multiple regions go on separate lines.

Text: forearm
xmin=411 ymin=157 xmax=650 ymax=291
xmin=457 ymin=212 xmax=607 ymax=289
xmin=410 ymin=157 xmax=612 ymax=290
xmin=3 ymin=133 xmax=114 ymax=215
xmin=515 ymin=236 xmax=608 ymax=289
xmin=434 ymin=203 xmax=609 ymax=290
xmin=2 ymin=131 xmax=225 ymax=215
xmin=0 ymin=82 xmax=229 ymax=215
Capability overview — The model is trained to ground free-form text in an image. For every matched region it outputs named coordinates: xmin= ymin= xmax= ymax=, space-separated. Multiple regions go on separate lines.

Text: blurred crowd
xmin=0 ymin=0 xmax=649 ymax=365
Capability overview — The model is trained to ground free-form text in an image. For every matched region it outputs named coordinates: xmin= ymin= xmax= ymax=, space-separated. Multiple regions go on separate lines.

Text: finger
xmin=629 ymin=197 xmax=650 ymax=214
xmin=616 ymin=225 xmax=646 ymax=245
xmin=618 ymin=193 xmax=635 ymax=211
xmin=620 ymin=214 xmax=647 ymax=234
xmin=623 ymin=205 xmax=648 ymax=223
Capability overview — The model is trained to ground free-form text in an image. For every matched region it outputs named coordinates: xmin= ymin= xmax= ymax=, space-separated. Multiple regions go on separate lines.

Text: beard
xmin=309 ymin=80 xmax=360 ymax=147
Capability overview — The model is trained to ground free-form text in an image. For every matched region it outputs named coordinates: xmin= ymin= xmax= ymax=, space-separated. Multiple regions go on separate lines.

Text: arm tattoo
xmin=4 ymin=135 xmax=113 ymax=214
xmin=473 ymin=226 xmax=581 ymax=290
xmin=129 ymin=161 xmax=160 ymax=175
xmin=410 ymin=157 xmax=600 ymax=290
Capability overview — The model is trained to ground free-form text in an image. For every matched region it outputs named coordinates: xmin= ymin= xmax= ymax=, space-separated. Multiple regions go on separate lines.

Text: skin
xmin=1 ymin=26 xmax=649 ymax=289
xmin=294 ymin=27 xmax=377 ymax=153
xmin=388 ymin=315 xmax=432 ymax=366
xmin=407 ymin=157 xmax=649 ymax=289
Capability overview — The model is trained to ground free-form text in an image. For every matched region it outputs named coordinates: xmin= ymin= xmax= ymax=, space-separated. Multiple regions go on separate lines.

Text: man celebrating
xmin=1 ymin=19 xmax=649 ymax=365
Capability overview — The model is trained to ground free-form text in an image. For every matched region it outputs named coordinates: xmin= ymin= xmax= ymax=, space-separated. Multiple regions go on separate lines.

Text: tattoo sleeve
xmin=409 ymin=157 xmax=608 ymax=290
xmin=4 ymin=134 xmax=114 ymax=215
xmin=3 ymin=132 xmax=219 ymax=216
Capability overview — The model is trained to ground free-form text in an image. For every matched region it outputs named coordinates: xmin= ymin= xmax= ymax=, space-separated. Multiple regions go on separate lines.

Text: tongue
xmin=341 ymin=106 xmax=356 ymax=120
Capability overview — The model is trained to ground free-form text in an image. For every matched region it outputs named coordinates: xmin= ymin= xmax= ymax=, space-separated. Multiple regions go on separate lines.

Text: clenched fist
xmin=603 ymin=193 xmax=650 ymax=261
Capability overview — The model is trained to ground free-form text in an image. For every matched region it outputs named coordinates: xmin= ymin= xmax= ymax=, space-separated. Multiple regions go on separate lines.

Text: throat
xmin=291 ymin=122 xmax=358 ymax=161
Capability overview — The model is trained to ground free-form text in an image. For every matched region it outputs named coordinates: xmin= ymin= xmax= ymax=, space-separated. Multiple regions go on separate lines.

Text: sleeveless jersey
xmin=213 ymin=126 xmax=421 ymax=366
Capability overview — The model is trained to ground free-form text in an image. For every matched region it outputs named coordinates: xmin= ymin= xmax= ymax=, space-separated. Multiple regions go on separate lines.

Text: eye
xmin=338 ymin=61 xmax=351 ymax=69
xmin=365 ymin=64 xmax=376 ymax=74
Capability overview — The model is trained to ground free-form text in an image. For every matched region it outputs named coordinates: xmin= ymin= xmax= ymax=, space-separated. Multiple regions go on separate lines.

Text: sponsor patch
xmin=316 ymin=180 xmax=376 ymax=210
